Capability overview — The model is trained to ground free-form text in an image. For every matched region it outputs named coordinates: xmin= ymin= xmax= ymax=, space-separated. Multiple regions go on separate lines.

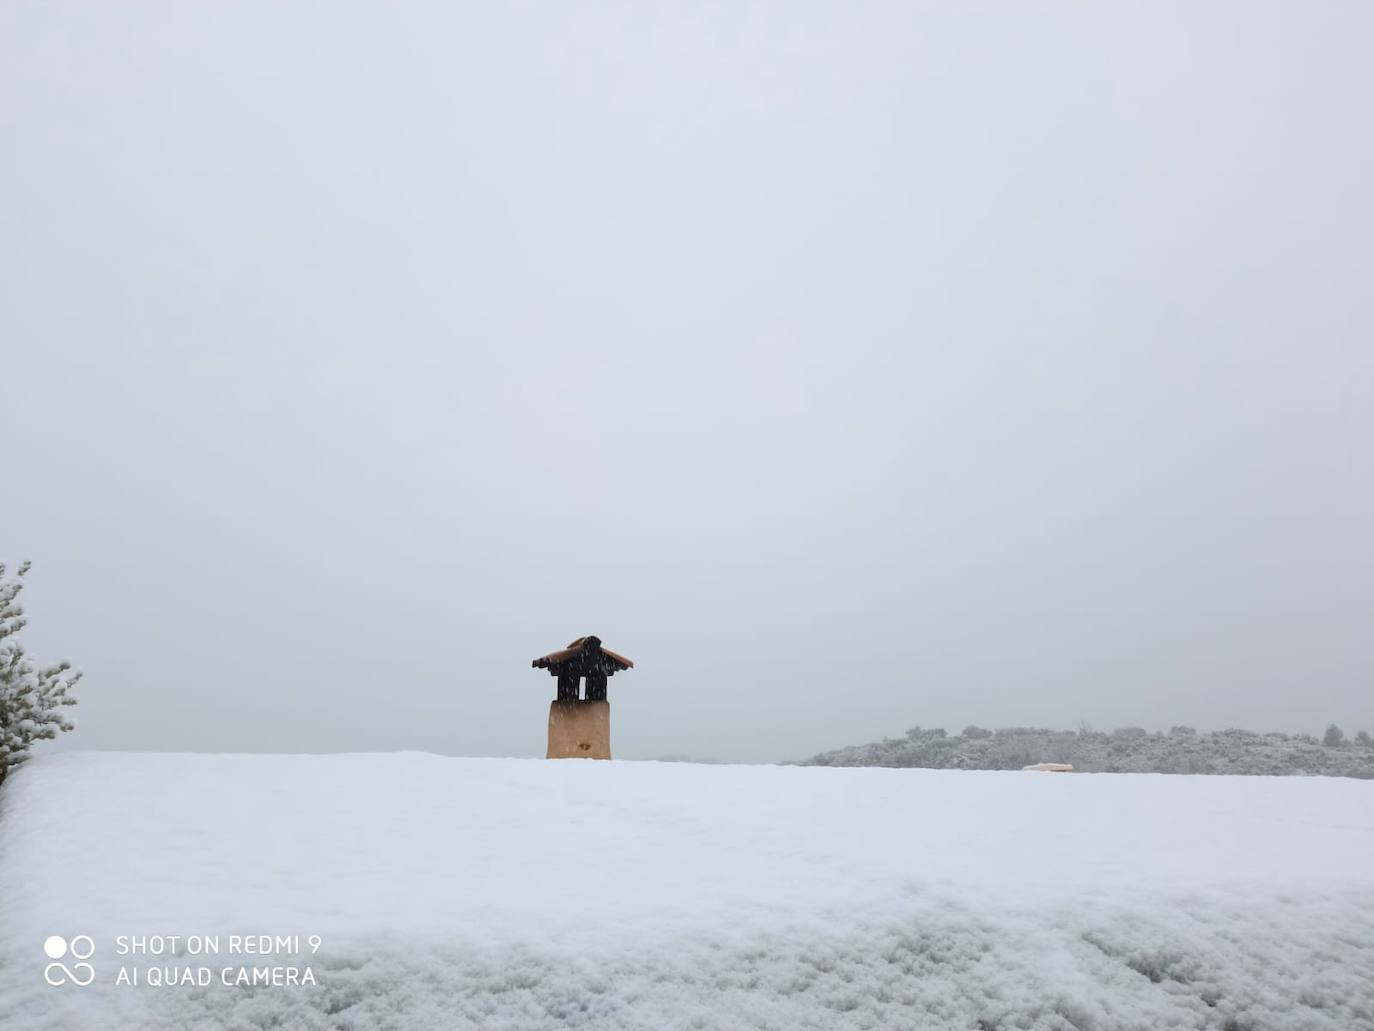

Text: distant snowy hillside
xmin=2 ymin=753 xmax=1372 ymax=1030
xmin=805 ymin=725 xmax=1374 ymax=777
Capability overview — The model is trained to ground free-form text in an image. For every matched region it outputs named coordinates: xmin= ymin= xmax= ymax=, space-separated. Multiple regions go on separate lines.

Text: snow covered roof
xmin=7 ymin=754 xmax=1373 ymax=1030
xmin=531 ymin=635 xmax=634 ymax=676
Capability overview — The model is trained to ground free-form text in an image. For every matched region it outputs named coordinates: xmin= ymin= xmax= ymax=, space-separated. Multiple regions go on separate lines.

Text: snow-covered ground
xmin=1 ymin=753 xmax=1371 ymax=1030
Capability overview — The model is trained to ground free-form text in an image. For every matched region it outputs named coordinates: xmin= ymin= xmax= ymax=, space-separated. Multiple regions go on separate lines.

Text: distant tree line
xmin=801 ymin=723 xmax=1374 ymax=778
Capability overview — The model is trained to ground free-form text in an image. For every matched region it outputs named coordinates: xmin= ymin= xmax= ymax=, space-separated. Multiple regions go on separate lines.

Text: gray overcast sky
xmin=2 ymin=2 xmax=1371 ymax=763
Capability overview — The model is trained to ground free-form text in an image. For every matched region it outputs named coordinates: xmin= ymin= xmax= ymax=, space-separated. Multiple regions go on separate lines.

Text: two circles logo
xmin=43 ymin=935 xmax=95 ymax=987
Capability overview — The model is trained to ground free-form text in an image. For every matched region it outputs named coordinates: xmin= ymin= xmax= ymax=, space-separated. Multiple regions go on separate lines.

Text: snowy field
xmin=1 ymin=754 xmax=1372 ymax=1031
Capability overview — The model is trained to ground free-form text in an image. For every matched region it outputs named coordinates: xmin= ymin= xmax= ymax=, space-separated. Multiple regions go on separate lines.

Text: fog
xmin=3 ymin=2 xmax=1371 ymax=762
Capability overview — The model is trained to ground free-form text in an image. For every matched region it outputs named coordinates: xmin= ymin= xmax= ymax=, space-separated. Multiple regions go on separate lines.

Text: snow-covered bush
xmin=0 ymin=562 xmax=81 ymax=783
xmin=1324 ymin=724 xmax=1345 ymax=747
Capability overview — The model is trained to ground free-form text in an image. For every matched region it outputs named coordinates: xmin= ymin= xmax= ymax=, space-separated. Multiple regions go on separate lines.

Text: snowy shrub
xmin=1323 ymin=724 xmax=1345 ymax=747
xmin=0 ymin=562 xmax=81 ymax=783
xmin=1169 ymin=725 xmax=1197 ymax=736
xmin=961 ymin=725 xmax=992 ymax=739
xmin=1358 ymin=730 xmax=1372 ymax=746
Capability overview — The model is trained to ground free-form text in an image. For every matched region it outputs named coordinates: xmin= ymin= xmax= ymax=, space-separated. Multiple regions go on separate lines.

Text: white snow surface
xmin=1 ymin=752 xmax=1371 ymax=1030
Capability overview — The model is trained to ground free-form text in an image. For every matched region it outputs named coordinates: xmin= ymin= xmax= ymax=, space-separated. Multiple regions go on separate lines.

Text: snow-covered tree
xmin=0 ymin=562 xmax=81 ymax=784
xmin=1323 ymin=724 xmax=1345 ymax=747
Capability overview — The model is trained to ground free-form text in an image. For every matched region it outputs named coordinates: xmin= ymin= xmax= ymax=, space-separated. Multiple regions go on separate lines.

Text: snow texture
xmin=1 ymin=752 xmax=1371 ymax=1030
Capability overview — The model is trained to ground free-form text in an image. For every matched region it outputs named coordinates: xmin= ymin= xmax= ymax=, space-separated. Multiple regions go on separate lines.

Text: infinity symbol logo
xmin=43 ymin=935 xmax=95 ymax=987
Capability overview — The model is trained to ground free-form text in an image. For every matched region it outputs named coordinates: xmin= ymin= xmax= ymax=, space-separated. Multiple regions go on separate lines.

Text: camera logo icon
xmin=43 ymin=935 xmax=95 ymax=987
